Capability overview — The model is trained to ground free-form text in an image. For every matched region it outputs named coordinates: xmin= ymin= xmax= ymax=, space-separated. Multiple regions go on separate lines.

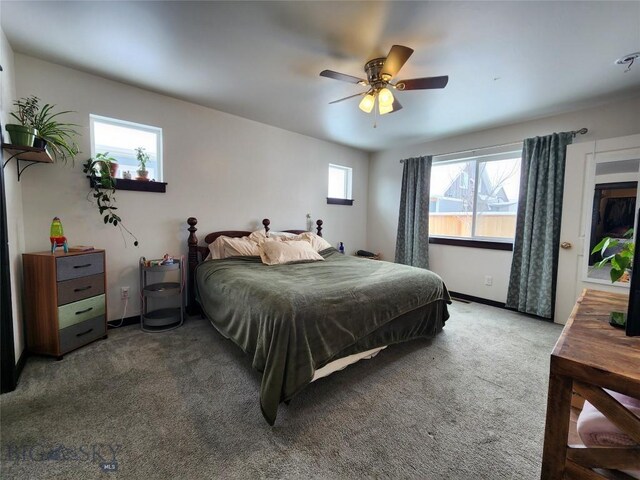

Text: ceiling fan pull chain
xmin=373 ymin=98 xmax=378 ymax=128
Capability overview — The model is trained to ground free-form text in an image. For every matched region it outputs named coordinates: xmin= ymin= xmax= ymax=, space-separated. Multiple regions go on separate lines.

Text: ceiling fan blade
xmin=320 ymin=70 xmax=367 ymax=85
xmin=329 ymin=92 xmax=366 ymax=104
xmin=397 ymin=75 xmax=449 ymax=90
xmin=381 ymin=45 xmax=414 ymax=78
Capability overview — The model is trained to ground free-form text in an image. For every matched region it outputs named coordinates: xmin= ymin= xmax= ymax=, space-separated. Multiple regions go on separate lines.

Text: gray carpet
xmin=1 ymin=302 xmax=562 ymax=479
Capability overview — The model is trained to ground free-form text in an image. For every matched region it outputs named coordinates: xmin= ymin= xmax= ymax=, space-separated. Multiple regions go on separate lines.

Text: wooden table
xmin=541 ymin=289 xmax=640 ymax=479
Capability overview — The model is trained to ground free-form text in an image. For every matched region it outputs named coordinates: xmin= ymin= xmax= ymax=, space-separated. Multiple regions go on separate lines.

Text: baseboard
xmin=107 ymin=315 xmax=139 ymax=329
xmin=449 ymin=291 xmax=553 ymax=322
xmin=449 ymin=291 xmax=506 ymax=309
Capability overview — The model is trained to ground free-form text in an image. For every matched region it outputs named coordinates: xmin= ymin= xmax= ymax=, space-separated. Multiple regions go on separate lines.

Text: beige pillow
xmin=207 ymin=236 xmax=226 ymax=260
xmin=250 ymin=231 xmax=331 ymax=252
xmin=296 ymin=232 xmax=332 ymax=252
xmin=249 ymin=230 xmax=297 ymax=243
xmin=208 ymin=235 xmax=259 ymax=259
xmin=222 ymin=236 xmax=260 ymax=257
xmin=258 ymin=240 xmax=324 ymax=265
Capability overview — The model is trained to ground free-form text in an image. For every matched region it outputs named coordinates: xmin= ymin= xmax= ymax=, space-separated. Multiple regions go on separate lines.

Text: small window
xmin=90 ymin=114 xmax=163 ymax=181
xmin=328 ymin=164 xmax=353 ymax=205
xmin=429 ymin=152 xmax=521 ymax=241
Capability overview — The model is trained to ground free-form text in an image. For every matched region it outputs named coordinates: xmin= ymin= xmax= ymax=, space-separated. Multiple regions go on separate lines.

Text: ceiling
xmin=2 ymin=1 xmax=639 ymax=152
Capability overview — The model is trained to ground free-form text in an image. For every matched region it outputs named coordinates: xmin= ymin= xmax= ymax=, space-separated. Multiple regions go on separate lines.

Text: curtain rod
xmin=399 ymin=128 xmax=588 ymax=163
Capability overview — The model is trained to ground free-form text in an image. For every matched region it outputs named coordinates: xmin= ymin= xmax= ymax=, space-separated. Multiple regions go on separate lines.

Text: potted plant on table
xmin=135 ymin=146 xmax=150 ymax=181
xmin=591 ymin=228 xmax=635 ymax=326
xmin=82 ymin=152 xmax=138 ymax=246
xmin=6 ymin=96 xmax=39 ymax=147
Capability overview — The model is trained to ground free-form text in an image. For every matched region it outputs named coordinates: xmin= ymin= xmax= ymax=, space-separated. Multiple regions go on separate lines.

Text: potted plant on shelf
xmin=591 ymin=228 xmax=634 ymax=326
xmin=82 ymin=152 xmax=138 ymax=246
xmin=6 ymin=95 xmax=81 ymax=163
xmin=135 ymin=146 xmax=149 ymax=181
xmin=30 ymin=99 xmax=81 ymax=164
xmin=6 ymin=96 xmax=39 ymax=147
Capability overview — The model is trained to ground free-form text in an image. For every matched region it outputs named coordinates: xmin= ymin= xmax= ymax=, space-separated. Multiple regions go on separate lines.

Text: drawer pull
xmin=73 ymin=263 xmax=92 ymax=269
xmin=76 ymin=328 xmax=94 ymax=337
xmin=75 ymin=307 xmax=93 ymax=315
xmin=73 ymin=286 xmax=92 ymax=293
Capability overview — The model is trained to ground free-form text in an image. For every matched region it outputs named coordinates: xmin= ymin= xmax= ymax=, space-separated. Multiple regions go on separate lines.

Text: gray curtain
xmin=395 ymin=156 xmax=432 ymax=269
xmin=506 ymin=132 xmax=573 ymax=318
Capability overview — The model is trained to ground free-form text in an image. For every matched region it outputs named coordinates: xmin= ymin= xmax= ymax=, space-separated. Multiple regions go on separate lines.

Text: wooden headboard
xmin=186 ymin=217 xmax=324 ymax=313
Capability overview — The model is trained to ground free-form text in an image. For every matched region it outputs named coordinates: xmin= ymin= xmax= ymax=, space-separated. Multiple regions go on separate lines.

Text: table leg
xmin=541 ymin=370 xmax=573 ymax=479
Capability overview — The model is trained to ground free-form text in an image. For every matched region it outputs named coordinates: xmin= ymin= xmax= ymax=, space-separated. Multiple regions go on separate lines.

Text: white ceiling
xmin=2 ymin=1 xmax=639 ymax=152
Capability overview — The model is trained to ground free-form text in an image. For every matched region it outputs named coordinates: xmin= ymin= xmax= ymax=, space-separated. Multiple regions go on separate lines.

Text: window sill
xmin=429 ymin=237 xmax=513 ymax=251
xmin=327 ymin=197 xmax=353 ymax=206
xmin=88 ymin=177 xmax=167 ymax=193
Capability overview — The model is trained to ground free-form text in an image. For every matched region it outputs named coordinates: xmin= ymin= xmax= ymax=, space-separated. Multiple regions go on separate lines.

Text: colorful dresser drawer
xmin=57 ymin=274 xmax=105 ymax=305
xmin=58 ymin=294 xmax=105 ymax=329
xmin=56 ymin=252 xmax=104 ymax=282
xmin=59 ymin=315 xmax=106 ymax=354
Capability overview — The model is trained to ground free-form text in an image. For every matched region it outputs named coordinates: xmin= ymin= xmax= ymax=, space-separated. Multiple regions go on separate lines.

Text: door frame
xmin=0 ymin=140 xmax=19 ymax=393
xmin=555 ymin=133 xmax=640 ymax=323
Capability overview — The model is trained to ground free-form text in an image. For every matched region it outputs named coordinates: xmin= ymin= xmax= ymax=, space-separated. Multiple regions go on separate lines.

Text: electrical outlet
xmin=121 ymin=287 xmax=130 ymax=299
xmin=484 ymin=276 xmax=493 ymax=286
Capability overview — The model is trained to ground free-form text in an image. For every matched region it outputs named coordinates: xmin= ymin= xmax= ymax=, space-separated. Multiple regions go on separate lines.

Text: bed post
xmin=316 ymin=219 xmax=323 ymax=237
xmin=262 ymin=218 xmax=270 ymax=237
xmin=187 ymin=217 xmax=200 ymax=315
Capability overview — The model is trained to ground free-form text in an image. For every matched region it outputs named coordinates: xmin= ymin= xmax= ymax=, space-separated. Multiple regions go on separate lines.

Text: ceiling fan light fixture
xmin=378 ymin=87 xmax=394 ymax=107
xmin=379 ymin=102 xmax=393 ymax=115
xmin=358 ymin=93 xmax=376 ymax=113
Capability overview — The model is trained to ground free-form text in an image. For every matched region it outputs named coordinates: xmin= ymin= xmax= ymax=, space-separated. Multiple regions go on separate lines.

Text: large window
xmin=90 ymin=114 xmax=163 ymax=181
xmin=429 ymin=151 xmax=521 ymax=241
xmin=328 ymin=164 xmax=353 ymax=205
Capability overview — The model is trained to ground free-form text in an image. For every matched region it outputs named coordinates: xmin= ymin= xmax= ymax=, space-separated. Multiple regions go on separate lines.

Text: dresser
xmin=23 ymin=249 xmax=107 ymax=359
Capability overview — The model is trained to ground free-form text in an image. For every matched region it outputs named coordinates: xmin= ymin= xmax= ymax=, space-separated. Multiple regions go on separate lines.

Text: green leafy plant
xmin=10 ymin=95 xmax=80 ymax=163
xmin=10 ymin=96 xmax=39 ymax=125
xmin=82 ymin=153 xmax=138 ymax=247
xmin=591 ymin=228 xmax=634 ymax=282
xmin=31 ymin=101 xmax=81 ymax=163
xmin=135 ymin=146 xmax=149 ymax=172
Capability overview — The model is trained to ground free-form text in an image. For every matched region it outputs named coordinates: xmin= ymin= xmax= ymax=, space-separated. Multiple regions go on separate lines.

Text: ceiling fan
xmin=320 ymin=45 xmax=448 ymax=115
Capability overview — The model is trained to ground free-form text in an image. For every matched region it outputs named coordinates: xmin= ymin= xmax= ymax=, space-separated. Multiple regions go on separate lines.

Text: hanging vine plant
xmin=82 ymin=152 xmax=139 ymax=246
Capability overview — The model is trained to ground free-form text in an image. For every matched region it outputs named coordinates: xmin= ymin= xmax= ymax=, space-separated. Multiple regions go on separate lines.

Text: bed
xmin=186 ymin=217 xmax=451 ymax=425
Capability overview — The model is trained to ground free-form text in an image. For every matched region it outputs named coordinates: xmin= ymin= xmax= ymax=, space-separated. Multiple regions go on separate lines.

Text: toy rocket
xmin=50 ymin=217 xmax=68 ymax=253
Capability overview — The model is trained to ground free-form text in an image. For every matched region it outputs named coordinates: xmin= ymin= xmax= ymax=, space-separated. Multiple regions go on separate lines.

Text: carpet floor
xmin=0 ymin=301 xmax=562 ymax=479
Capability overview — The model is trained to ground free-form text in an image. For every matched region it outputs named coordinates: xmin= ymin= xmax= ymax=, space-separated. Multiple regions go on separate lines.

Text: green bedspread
xmin=195 ymin=248 xmax=450 ymax=425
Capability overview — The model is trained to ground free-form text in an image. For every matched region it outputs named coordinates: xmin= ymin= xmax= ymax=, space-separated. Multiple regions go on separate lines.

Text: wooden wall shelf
xmin=2 ymin=143 xmax=53 ymax=181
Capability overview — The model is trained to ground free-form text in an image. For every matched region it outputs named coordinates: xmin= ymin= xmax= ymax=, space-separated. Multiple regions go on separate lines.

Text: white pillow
xmin=258 ymin=240 xmax=324 ymax=265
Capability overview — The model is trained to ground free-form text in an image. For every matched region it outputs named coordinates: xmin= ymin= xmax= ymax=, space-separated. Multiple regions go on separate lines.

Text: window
xmin=429 ymin=150 xmax=521 ymax=242
xmin=328 ymin=164 xmax=353 ymax=205
xmin=90 ymin=114 xmax=163 ymax=181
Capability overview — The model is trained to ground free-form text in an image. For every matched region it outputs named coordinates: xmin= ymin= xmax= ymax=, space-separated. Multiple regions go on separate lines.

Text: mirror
xmin=585 ymin=156 xmax=640 ymax=284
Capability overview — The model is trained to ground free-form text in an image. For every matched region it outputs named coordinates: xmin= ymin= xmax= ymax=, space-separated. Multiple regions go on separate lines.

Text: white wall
xmin=1 ymin=28 xmax=25 ymax=362
xmin=368 ymin=94 xmax=640 ymax=303
xmin=15 ymin=54 xmax=369 ymax=321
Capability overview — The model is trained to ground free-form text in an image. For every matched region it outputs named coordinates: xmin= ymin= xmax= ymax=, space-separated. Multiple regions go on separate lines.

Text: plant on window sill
xmin=591 ymin=228 xmax=634 ymax=283
xmin=82 ymin=152 xmax=139 ymax=246
xmin=591 ymin=228 xmax=634 ymax=326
